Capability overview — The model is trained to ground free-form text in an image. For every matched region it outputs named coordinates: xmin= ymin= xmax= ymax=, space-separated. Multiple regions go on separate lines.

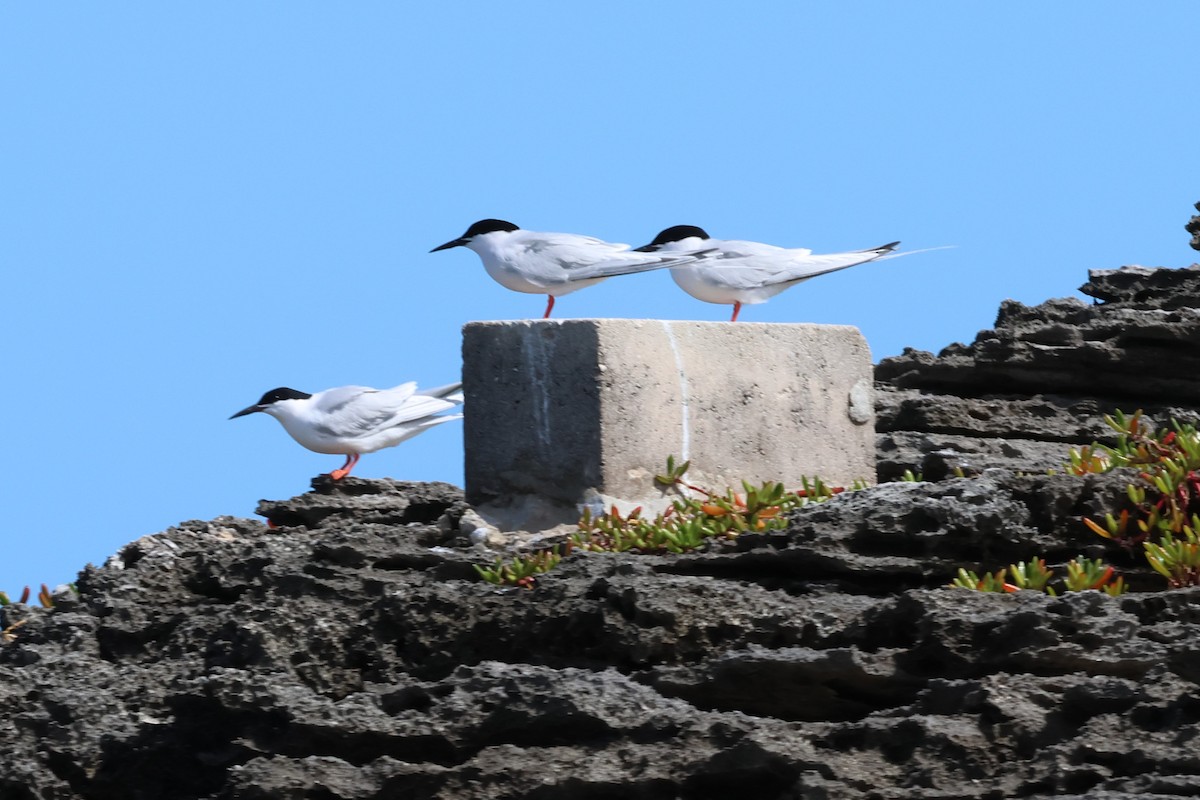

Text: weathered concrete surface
xmin=464 ymin=319 xmax=874 ymax=515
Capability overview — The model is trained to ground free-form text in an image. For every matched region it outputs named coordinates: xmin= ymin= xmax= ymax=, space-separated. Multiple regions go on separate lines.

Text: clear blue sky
xmin=2 ymin=3 xmax=1197 ymax=594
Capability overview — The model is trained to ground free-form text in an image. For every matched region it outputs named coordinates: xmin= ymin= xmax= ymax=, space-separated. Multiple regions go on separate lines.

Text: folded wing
xmin=715 ymin=242 xmax=899 ymax=289
xmin=524 ymin=233 xmax=704 ymax=281
xmin=315 ymin=382 xmax=462 ymax=439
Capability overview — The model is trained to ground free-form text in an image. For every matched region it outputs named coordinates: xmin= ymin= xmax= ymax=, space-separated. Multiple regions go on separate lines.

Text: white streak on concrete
xmin=521 ymin=325 xmax=553 ymax=448
xmin=660 ymin=320 xmax=690 ymax=462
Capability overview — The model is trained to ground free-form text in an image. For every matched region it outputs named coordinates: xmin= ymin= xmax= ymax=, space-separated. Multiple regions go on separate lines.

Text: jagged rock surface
xmin=1187 ymin=201 xmax=1200 ymax=251
xmin=9 ymin=266 xmax=1200 ymax=798
xmin=3 ymin=471 xmax=1200 ymax=799
xmin=876 ymin=264 xmax=1200 ymax=480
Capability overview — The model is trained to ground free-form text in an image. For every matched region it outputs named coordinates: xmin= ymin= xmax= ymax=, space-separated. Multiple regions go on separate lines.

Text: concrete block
xmin=462 ymin=319 xmax=874 ymax=522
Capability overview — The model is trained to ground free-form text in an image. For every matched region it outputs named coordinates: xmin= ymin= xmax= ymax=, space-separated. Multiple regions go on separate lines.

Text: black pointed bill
xmin=430 ymin=237 xmax=467 ymax=253
xmin=229 ymin=404 xmax=263 ymax=420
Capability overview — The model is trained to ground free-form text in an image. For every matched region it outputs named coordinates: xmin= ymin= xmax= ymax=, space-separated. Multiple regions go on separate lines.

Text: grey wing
xmin=313 ymin=385 xmax=387 ymax=415
xmin=566 ymin=252 xmax=703 ymax=280
xmin=315 ymin=383 xmax=424 ymax=438
xmin=730 ymin=246 xmax=899 ymax=288
xmin=521 ymin=233 xmax=700 ymax=280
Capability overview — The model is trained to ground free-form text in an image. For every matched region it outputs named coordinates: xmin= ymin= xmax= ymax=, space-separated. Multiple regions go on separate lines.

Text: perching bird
xmin=635 ymin=225 xmax=902 ymax=321
xmin=430 ymin=218 xmax=708 ymax=318
xmin=230 ymin=381 xmax=463 ymax=479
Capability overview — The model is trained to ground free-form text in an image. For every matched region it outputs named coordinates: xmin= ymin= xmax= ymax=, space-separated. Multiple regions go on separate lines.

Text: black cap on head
xmin=462 ymin=219 xmax=519 ymax=237
xmin=256 ymin=387 xmax=312 ymax=405
xmin=633 ymin=225 xmax=711 ymax=252
xmin=431 ymin=219 xmax=520 ymax=252
xmin=229 ymin=387 xmax=313 ymax=419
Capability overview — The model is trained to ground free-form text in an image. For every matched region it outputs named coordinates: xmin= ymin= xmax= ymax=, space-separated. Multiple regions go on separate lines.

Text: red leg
xmin=543 ymin=295 xmax=555 ymax=319
xmin=330 ymin=453 xmax=360 ymax=480
xmin=730 ymin=302 xmax=742 ymax=322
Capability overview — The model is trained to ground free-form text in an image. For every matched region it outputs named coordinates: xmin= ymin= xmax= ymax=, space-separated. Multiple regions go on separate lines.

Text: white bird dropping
xmin=230 ymin=381 xmax=464 ymax=479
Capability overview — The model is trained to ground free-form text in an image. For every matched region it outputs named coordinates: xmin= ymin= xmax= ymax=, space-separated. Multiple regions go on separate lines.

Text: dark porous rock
xmin=876 ymin=264 xmax=1200 ymax=479
xmin=8 ymin=264 xmax=1200 ymax=797
xmin=255 ymin=475 xmax=468 ymax=532
xmin=1080 ymin=263 xmax=1200 ymax=308
xmin=1187 ymin=200 xmax=1200 ymax=251
xmin=3 ymin=470 xmax=1200 ymax=799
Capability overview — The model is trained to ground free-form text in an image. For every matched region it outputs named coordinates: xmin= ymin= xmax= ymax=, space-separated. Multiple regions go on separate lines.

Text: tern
xmin=230 ymin=381 xmax=463 ymax=479
xmin=635 ymin=225 xmax=902 ymax=321
xmin=431 ymin=218 xmax=708 ymax=318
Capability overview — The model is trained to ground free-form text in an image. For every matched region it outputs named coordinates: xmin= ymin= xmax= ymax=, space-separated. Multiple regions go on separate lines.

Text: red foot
xmin=329 ymin=453 xmax=360 ymax=481
xmin=543 ymin=295 xmax=556 ymax=319
xmin=730 ymin=302 xmax=743 ymax=322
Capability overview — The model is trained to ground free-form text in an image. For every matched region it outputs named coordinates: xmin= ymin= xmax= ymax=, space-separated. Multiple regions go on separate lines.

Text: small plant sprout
xmin=1083 ymin=510 xmax=1133 ymax=542
xmin=1144 ymin=528 xmax=1200 ymax=588
xmin=900 ymin=469 xmax=924 ymax=483
xmin=1067 ymin=444 xmax=1112 ymax=477
xmin=474 ymin=547 xmax=565 ymax=590
xmin=1076 ymin=410 xmax=1200 ymax=588
xmin=576 ymin=457 xmax=865 ymax=555
xmin=576 ymin=503 xmax=714 ymax=554
xmin=1065 ymin=410 xmax=1168 ymax=476
xmin=951 ymin=568 xmax=1017 ymax=593
xmin=0 ymin=587 xmax=31 ymax=607
xmin=1009 ymin=557 xmax=1054 ymax=591
xmin=655 ymin=455 xmax=699 ymax=492
xmin=951 ymin=557 xmax=1125 ymax=596
xmin=1063 ymin=556 xmax=1126 ymax=595
xmin=484 ymin=458 xmax=869 ymax=583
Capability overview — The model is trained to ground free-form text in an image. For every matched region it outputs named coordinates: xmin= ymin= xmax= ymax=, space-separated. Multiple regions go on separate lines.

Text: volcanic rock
xmin=2 ymin=465 xmax=1200 ymax=799
xmin=876 ymin=264 xmax=1200 ymax=480
xmin=6 ymin=265 xmax=1200 ymax=798
xmin=1187 ymin=200 xmax=1200 ymax=251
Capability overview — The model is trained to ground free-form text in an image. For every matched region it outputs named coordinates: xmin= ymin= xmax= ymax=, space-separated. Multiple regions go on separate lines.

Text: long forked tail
xmin=417 ymin=381 xmax=465 ymax=405
xmin=759 ymin=240 xmax=949 ymax=287
xmin=873 ymin=243 xmax=957 ymax=261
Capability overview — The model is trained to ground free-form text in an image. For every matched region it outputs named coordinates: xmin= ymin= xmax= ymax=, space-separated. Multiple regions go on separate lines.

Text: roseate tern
xmin=635 ymin=225 xmax=903 ymax=321
xmin=431 ymin=218 xmax=708 ymax=318
xmin=230 ymin=381 xmax=463 ymax=479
